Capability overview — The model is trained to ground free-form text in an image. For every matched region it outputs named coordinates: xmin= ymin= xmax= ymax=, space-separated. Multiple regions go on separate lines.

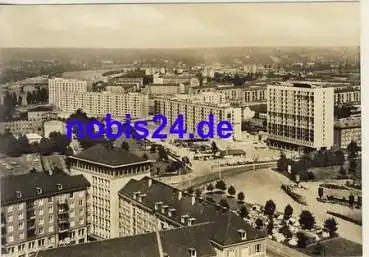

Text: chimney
xmin=238 ymin=229 xmax=247 ymax=240
xmin=188 ymin=248 xmax=197 ymax=257
xmin=148 ymin=178 xmax=153 ymax=187
xmin=191 ymin=194 xmax=196 ymax=205
xmin=178 ymin=191 xmax=183 ymax=200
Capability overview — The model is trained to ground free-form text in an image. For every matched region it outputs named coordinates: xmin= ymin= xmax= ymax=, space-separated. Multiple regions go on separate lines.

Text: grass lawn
xmin=300 ymin=237 xmax=362 ymax=256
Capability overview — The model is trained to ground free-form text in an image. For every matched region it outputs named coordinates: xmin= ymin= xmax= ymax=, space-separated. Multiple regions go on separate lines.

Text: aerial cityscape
xmin=0 ymin=2 xmax=362 ymax=257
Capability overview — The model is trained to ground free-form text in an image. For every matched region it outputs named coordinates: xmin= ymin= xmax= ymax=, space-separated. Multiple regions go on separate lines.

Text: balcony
xmin=58 ymin=208 xmax=69 ymax=214
xmin=58 ymin=224 xmax=70 ymax=232
xmin=26 ymin=204 xmax=35 ymax=211
xmin=27 ymin=211 xmax=36 ymax=219
xmin=27 ymin=230 xmax=36 ymax=238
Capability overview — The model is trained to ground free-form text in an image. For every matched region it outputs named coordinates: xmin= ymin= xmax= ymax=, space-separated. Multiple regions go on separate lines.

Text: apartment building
xmin=334 ymin=88 xmax=360 ymax=105
xmin=118 ymin=176 xmax=267 ymax=256
xmin=68 ymin=144 xmax=154 ymax=240
xmin=190 ymin=85 xmax=266 ymax=103
xmin=148 ymin=83 xmax=187 ymax=95
xmin=48 ymin=78 xmax=88 ymax=107
xmin=0 ymin=120 xmax=43 ymax=135
xmin=153 ymin=94 xmax=242 ymax=140
xmin=267 ymin=83 xmax=334 ymax=150
xmin=111 ymin=77 xmax=143 ymax=88
xmin=334 ymin=117 xmax=361 ymax=149
xmin=58 ymin=91 xmax=149 ymax=118
xmin=39 ymin=222 xmax=252 ymax=257
xmin=153 ymin=75 xmax=200 ymax=87
xmin=1 ymin=170 xmax=90 ymax=257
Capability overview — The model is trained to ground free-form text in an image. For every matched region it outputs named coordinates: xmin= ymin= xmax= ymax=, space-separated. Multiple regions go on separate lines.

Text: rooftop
xmin=70 ymin=144 xmax=153 ymax=168
xmin=1 ymin=170 xmax=90 ymax=206
xmin=28 ymin=106 xmax=54 ymax=112
xmin=119 ymin=176 xmax=266 ymax=246
xmin=334 ymin=117 xmax=361 ymax=129
xmin=38 ymin=224 xmax=217 ymax=257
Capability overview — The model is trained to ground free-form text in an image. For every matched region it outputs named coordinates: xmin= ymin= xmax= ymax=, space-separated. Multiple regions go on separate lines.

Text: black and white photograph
xmin=0 ymin=1 xmax=363 ymax=257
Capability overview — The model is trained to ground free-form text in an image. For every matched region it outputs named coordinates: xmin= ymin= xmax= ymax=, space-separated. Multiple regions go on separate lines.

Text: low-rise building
xmin=334 ymin=117 xmax=361 ymax=149
xmin=1 ymin=170 xmax=90 ymax=257
xmin=334 ymin=88 xmax=360 ymax=105
xmin=0 ymin=120 xmax=43 ymax=136
xmin=27 ymin=107 xmax=57 ymax=121
xmin=43 ymin=120 xmax=66 ymax=138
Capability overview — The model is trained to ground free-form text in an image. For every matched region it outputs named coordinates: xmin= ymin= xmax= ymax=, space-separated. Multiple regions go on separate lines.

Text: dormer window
xmin=56 ymin=184 xmax=63 ymax=191
xmin=154 ymin=202 xmax=163 ymax=211
xmin=36 ymin=187 xmax=42 ymax=195
xmin=161 ymin=205 xmax=168 ymax=214
xmin=188 ymin=248 xmax=197 ymax=257
xmin=168 ymin=208 xmax=176 ymax=217
xmin=16 ymin=191 xmax=22 ymax=199
xmin=188 ymin=217 xmax=196 ymax=226
xmin=133 ymin=191 xmax=141 ymax=200
xmin=181 ymin=214 xmax=189 ymax=224
xmin=238 ymin=229 xmax=247 ymax=240
xmin=138 ymin=194 xmax=146 ymax=203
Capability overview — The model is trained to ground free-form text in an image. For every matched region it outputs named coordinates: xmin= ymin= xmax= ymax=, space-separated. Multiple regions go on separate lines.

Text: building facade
xmin=0 ymin=120 xmax=43 ymax=136
xmin=334 ymin=88 xmax=360 ymax=105
xmin=267 ymin=83 xmax=334 ymax=150
xmin=153 ymin=94 xmax=242 ymax=140
xmin=1 ymin=171 xmax=90 ymax=257
xmin=48 ymin=78 xmax=88 ymax=107
xmin=68 ymin=144 xmax=154 ymax=240
xmin=334 ymin=117 xmax=361 ymax=149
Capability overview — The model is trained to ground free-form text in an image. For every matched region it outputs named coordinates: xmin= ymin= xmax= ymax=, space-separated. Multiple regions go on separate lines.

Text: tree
xmin=349 ymin=159 xmax=357 ymax=174
xmin=266 ymin=217 xmax=274 ymax=235
xmin=279 ymin=223 xmax=293 ymax=239
xmin=121 ymin=141 xmax=129 ymax=151
xmin=215 ymin=180 xmax=227 ymax=191
xmin=195 ymin=188 xmax=202 ymax=198
xmin=318 ymin=187 xmax=324 ymax=199
xmin=38 ymin=138 xmax=55 ymax=156
xmin=211 ymin=141 xmax=218 ymax=156
xmin=277 ymin=152 xmax=288 ymax=171
xmin=237 ymin=192 xmax=245 ymax=202
xmin=142 ymin=153 xmax=149 ymax=160
xmin=206 ymin=183 xmax=214 ymax=192
xmin=324 ymin=217 xmax=338 ymax=236
xmin=49 ymin=132 xmax=71 ymax=154
xmin=26 ymin=92 xmax=33 ymax=105
xmin=296 ymin=232 xmax=308 ymax=248
xmin=187 ymin=187 xmax=194 ymax=195
xmin=239 ymin=205 xmax=249 ymax=219
xmin=299 ymin=210 xmax=316 ymax=230
xmin=227 ymin=185 xmax=236 ymax=197
xmin=347 ymin=140 xmax=359 ymax=158
xmin=219 ymin=198 xmax=229 ymax=209
xmin=264 ymin=200 xmax=276 ymax=216
xmin=255 ymin=218 xmax=263 ymax=229
xmin=158 ymin=145 xmax=169 ymax=161
xmin=349 ymin=193 xmax=355 ymax=208
xmin=150 ymin=145 xmax=157 ymax=153
xmin=339 ymin=166 xmax=346 ymax=177
xmin=283 ymin=204 xmax=293 ymax=220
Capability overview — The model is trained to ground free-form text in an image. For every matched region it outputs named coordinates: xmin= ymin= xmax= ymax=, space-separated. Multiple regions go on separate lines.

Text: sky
xmin=0 ymin=2 xmax=360 ymax=48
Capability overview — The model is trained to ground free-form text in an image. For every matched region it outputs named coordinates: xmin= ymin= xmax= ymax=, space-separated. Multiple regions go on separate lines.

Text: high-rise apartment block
xmin=1 ymin=171 xmax=90 ymax=257
xmin=68 ymin=144 xmax=154 ymax=240
xmin=267 ymin=83 xmax=334 ymax=150
xmin=48 ymin=78 xmax=149 ymax=118
xmin=153 ymin=94 xmax=242 ymax=140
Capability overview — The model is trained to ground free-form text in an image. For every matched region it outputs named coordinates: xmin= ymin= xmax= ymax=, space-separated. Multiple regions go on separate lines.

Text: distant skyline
xmin=0 ymin=2 xmax=360 ymax=48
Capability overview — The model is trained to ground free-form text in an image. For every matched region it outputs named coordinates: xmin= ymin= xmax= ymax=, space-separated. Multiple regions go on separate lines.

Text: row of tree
xmin=26 ymin=88 xmax=48 ymax=104
xmin=0 ymin=131 xmax=72 ymax=157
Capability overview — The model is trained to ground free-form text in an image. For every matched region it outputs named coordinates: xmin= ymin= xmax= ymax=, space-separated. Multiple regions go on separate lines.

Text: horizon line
xmin=0 ymin=45 xmax=360 ymax=50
